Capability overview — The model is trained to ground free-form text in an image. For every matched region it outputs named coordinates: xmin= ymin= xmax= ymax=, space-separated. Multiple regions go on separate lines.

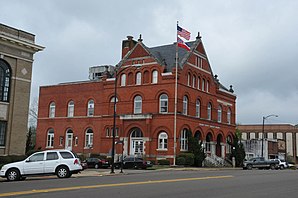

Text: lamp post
xmin=261 ymin=114 xmax=278 ymax=158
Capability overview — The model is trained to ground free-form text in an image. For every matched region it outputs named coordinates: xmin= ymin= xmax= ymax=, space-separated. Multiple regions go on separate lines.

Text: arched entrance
xmin=129 ymin=127 xmax=144 ymax=156
xmin=216 ymin=134 xmax=223 ymax=157
xmin=65 ymin=129 xmax=73 ymax=150
xmin=194 ymin=131 xmax=202 ymax=142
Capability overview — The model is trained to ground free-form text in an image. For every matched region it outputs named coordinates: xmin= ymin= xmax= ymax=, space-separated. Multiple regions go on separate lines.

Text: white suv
xmin=0 ymin=150 xmax=83 ymax=181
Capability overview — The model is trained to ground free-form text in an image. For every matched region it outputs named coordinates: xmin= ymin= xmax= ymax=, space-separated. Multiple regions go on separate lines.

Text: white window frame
xmin=187 ymin=73 xmax=191 ymax=86
xmin=152 ymin=70 xmax=158 ymax=84
xmin=202 ymin=79 xmax=205 ymax=91
xmin=192 ymin=75 xmax=196 ymax=88
xmin=227 ymin=108 xmax=231 ymax=124
xmin=87 ymin=99 xmax=94 ymax=116
xmin=159 ymin=94 xmax=168 ymax=113
xmin=180 ymin=129 xmax=188 ymax=151
xmin=207 ymin=103 xmax=212 ymax=120
xmin=120 ymin=74 xmax=126 ymax=86
xmin=206 ymin=80 xmax=209 ymax=92
xmin=183 ymin=96 xmax=188 ymax=115
xmin=106 ymin=128 xmax=110 ymax=137
xmin=134 ymin=95 xmax=142 ymax=114
xmin=49 ymin=102 xmax=55 ymax=118
xmin=136 ymin=72 xmax=142 ymax=85
xmin=218 ymin=105 xmax=222 ymax=123
xmin=196 ymin=99 xmax=200 ymax=118
xmin=197 ymin=77 xmax=200 ymax=90
xmin=46 ymin=129 xmax=54 ymax=148
xmin=158 ymin=132 xmax=168 ymax=150
xmin=85 ymin=129 xmax=93 ymax=148
xmin=68 ymin=101 xmax=74 ymax=117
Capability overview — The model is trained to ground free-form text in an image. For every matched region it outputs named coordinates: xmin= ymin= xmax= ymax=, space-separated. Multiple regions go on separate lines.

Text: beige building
xmin=238 ymin=124 xmax=298 ymax=163
xmin=0 ymin=24 xmax=44 ymax=155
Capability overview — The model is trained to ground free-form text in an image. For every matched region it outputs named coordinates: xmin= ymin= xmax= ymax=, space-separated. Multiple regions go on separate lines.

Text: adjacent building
xmin=0 ymin=24 xmax=44 ymax=155
xmin=238 ymin=124 xmax=298 ymax=163
xmin=36 ymin=34 xmax=236 ymax=163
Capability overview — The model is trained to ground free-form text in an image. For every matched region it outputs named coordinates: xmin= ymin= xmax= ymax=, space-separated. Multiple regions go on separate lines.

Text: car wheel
xmin=270 ymin=164 xmax=275 ymax=170
xmin=95 ymin=164 xmax=99 ymax=169
xmin=56 ymin=166 xmax=70 ymax=178
xmin=247 ymin=164 xmax=252 ymax=170
xmin=7 ymin=169 xmax=20 ymax=181
xmin=280 ymin=165 xmax=284 ymax=170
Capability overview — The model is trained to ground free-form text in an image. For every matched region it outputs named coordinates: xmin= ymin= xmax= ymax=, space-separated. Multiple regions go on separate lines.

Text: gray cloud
xmin=1 ymin=0 xmax=297 ymax=124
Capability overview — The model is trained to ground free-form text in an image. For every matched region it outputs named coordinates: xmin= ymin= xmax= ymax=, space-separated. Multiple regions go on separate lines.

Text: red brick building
xmin=36 ymin=33 xmax=236 ymax=163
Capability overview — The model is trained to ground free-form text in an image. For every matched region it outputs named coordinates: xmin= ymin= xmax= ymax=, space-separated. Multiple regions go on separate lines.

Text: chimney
xmin=122 ymin=36 xmax=137 ymax=58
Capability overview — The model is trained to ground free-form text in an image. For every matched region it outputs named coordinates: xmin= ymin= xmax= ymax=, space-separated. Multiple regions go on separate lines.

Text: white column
xmin=221 ymin=143 xmax=226 ymax=158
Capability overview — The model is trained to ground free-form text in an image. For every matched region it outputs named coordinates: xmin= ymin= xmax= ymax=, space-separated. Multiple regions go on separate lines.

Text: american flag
xmin=177 ymin=25 xmax=191 ymax=40
xmin=177 ymin=36 xmax=190 ymax=51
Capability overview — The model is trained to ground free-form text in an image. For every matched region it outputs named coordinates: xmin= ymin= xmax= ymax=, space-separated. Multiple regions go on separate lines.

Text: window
xmin=29 ymin=153 xmax=44 ymax=162
xmin=180 ymin=129 xmax=188 ymax=151
xmin=227 ymin=108 xmax=231 ymax=124
xmin=85 ymin=129 xmax=93 ymax=148
xmin=217 ymin=105 xmax=222 ymax=123
xmin=46 ymin=152 xmax=58 ymax=160
xmin=0 ymin=121 xmax=7 ymax=146
xmin=207 ymin=103 xmax=212 ymax=120
xmin=136 ymin=72 xmax=142 ymax=85
xmin=196 ymin=99 xmax=200 ymax=118
xmin=158 ymin=132 xmax=168 ymax=150
xmin=0 ymin=59 xmax=11 ymax=102
xmin=134 ymin=95 xmax=142 ymax=114
xmin=206 ymin=80 xmax=210 ymax=92
xmin=159 ymin=94 xmax=168 ymax=113
xmin=192 ymin=75 xmax=196 ymax=88
xmin=59 ymin=151 xmax=74 ymax=159
xmin=87 ymin=99 xmax=94 ymax=116
xmin=202 ymin=79 xmax=205 ymax=91
xmin=183 ymin=96 xmax=188 ymax=115
xmin=197 ymin=77 xmax=200 ymax=90
xmin=152 ymin=70 xmax=158 ymax=84
xmin=68 ymin=100 xmax=74 ymax=117
xmin=46 ymin=129 xmax=54 ymax=148
xmin=120 ymin=74 xmax=126 ymax=86
xmin=49 ymin=102 xmax=55 ymax=118
xmin=196 ymin=56 xmax=202 ymax=68
xmin=111 ymin=127 xmax=119 ymax=137
xmin=187 ymin=73 xmax=191 ymax=86
xmin=106 ymin=128 xmax=110 ymax=137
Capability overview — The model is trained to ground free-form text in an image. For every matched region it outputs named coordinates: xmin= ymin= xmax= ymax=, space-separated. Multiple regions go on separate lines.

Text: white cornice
xmin=0 ymin=34 xmax=44 ymax=52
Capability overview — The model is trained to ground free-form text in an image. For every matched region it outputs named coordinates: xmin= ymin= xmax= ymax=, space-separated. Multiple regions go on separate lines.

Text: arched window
xmin=68 ymin=100 xmax=74 ymax=117
xmin=159 ymin=94 xmax=168 ymax=113
xmin=202 ymin=79 xmax=205 ymax=91
xmin=197 ymin=77 xmax=200 ymax=90
xmin=196 ymin=99 xmax=200 ymax=118
xmin=0 ymin=59 xmax=11 ymax=102
xmin=106 ymin=128 xmax=110 ymax=137
xmin=217 ymin=105 xmax=222 ymax=123
xmin=87 ymin=99 xmax=94 ymax=116
xmin=227 ymin=108 xmax=231 ymax=124
xmin=206 ymin=80 xmax=210 ymax=92
xmin=120 ymin=74 xmax=126 ymax=86
xmin=158 ymin=132 xmax=168 ymax=150
xmin=187 ymin=73 xmax=191 ymax=86
xmin=136 ymin=72 xmax=142 ymax=85
xmin=49 ymin=102 xmax=56 ymax=118
xmin=180 ymin=129 xmax=188 ymax=151
xmin=152 ymin=70 xmax=158 ymax=84
xmin=85 ymin=128 xmax=93 ymax=148
xmin=207 ymin=103 xmax=212 ymax=120
xmin=46 ymin=129 xmax=54 ymax=148
xmin=134 ymin=95 xmax=142 ymax=114
xmin=183 ymin=96 xmax=188 ymax=115
xmin=192 ymin=75 xmax=196 ymax=88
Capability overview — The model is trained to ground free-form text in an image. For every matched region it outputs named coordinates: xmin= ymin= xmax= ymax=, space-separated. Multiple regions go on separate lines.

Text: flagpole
xmin=173 ymin=21 xmax=178 ymax=166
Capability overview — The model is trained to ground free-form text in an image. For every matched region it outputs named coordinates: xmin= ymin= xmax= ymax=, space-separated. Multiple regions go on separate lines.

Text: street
xmin=0 ymin=168 xmax=297 ymax=198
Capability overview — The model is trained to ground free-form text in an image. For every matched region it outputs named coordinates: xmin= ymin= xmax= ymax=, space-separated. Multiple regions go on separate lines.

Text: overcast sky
xmin=1 ymin=0 xmax=297 ymax=125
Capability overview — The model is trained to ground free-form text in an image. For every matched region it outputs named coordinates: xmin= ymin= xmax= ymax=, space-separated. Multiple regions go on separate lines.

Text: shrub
xmin=157 ymin=159 xmax=170 ymax=165
xmin=177 ymin=153 xmax=194 ymax=166
xmin=176 ymin=157 xmax=186 ymax=165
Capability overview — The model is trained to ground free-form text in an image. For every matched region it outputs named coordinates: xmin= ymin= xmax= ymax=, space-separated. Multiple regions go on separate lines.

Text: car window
xmin=59 ymin=151 xmax=74 ymax=159
xmin=29 ymin=153 xmax=44 ymax=162
xmin=46 ymin=152 xmax=59 ymax=160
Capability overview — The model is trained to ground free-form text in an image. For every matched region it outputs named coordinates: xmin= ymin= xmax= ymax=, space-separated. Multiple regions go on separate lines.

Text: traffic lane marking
xmin=0 ymin=175 xmax=234 ymax=197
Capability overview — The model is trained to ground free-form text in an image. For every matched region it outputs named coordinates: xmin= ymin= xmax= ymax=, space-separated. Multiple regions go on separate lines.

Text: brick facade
xmin=36 ymin=34 xmax=236 ymax=162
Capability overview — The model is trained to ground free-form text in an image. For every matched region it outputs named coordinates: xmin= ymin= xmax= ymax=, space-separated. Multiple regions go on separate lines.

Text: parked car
xmin=114 ymin=156 xmax=153 ymax=169
xmin=84 ymin=157 xmax=110 ymax=169
xmin=243 ymin=157 xmax=279 ymax=170
xmin=270 ymin=159 xmax=288 ymax=170
xmin=0 ymin=150 xmax=83 ymax=181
